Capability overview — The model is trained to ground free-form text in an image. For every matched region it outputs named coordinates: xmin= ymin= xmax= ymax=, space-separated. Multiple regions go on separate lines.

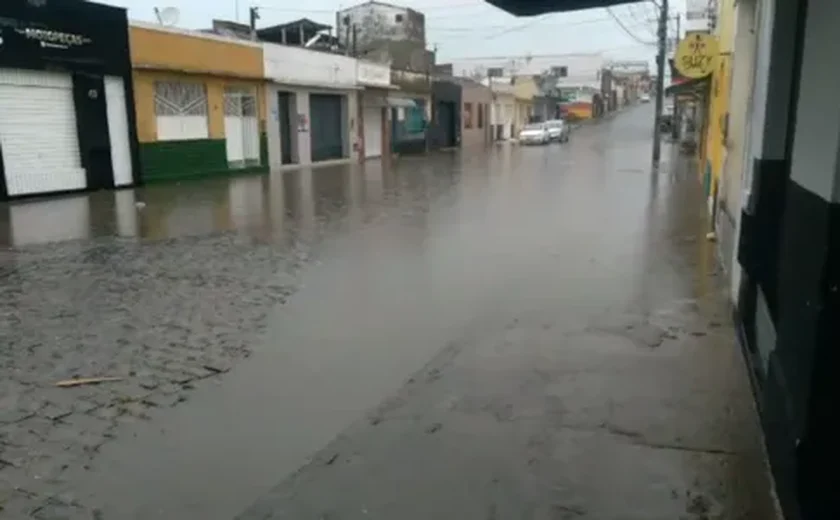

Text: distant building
xmin=336 ymin=1 xmax=426 ymax=51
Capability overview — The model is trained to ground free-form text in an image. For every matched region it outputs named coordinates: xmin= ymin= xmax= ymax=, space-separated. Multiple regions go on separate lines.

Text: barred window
xmin=154 ymin=81 xmax=208 ymax=116
xmin=224 ymin=87 xmax=257 ymax=117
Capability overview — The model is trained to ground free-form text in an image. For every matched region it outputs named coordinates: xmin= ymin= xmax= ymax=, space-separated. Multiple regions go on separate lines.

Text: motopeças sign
xmin=16 ymin=26 xmax=90 ymax=48
xmin=0 ymin=0 xmax=129 ymax=76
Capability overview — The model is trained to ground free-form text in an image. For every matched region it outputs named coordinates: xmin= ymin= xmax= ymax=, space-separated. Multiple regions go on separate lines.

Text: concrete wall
xmin=129 ymin=22 xmax=263 ymax=79
xmin=263 ymin=44 xmax=357 ymax=89
xmin=460 ymin=81 xmax=492 ymax=148
xmin=337 ymin=3 xmax=425 ymax=51
xmin=717 ymin=0 xmax=760 ymax=299
xmin=702 ymin=0 xmax=737 ymax=206
xmin=357 ymin=60 xmax=391 ymax=88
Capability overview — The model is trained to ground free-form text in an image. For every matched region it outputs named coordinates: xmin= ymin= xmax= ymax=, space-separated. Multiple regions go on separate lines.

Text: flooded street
xmin=1 ymin=106 xmax=776 ymax=519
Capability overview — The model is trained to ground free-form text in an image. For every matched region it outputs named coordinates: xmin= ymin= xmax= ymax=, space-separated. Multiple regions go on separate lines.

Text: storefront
xmin=0 ymin=0 xmax=140 ymax=200
xmin=131 ymin=23 xmax=267 ymax=181
xmin=357 ymin=61 xmax=394 ymax=161
xmin=263 ymin=43 xmax=359 ymax=167
xmin=390 ymin=69 xmax=431 ymax=155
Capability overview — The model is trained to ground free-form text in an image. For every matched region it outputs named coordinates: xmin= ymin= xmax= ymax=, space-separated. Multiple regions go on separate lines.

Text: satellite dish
xmin=154 ymin=7 xmax=180 ymax=26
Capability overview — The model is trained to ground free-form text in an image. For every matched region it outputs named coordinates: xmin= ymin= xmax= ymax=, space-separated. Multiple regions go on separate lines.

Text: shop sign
xmin=674 ymin=33 xmax=718 ymax=79
xmin=17 ymin=27 xmax=90 ymax=49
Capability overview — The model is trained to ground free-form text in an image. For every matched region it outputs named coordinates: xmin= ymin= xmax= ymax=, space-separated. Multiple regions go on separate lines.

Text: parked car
xmin=518 ymin=123 xmax=550 ymax=145
xmin=640 ymin=93 xmax=651 ymax=103
xmin=545 ymin=119 xmax=570 ymax=143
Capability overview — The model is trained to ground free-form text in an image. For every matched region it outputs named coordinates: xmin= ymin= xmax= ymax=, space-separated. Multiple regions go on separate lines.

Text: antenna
xmin=154 ymin=6 xmax=180 ymax=27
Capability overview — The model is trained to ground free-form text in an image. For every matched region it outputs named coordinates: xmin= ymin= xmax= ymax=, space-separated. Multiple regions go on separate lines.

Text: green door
xmin=310 ymin=94 xmax=344 ymax=162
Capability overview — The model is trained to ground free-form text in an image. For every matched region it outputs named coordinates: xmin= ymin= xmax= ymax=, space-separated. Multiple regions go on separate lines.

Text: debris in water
xmin=55 ymin=376 xmax=122 ymax=388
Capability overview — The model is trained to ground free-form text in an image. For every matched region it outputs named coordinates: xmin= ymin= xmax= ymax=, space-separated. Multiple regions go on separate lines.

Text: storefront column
xmin=295 ymin=91 xmax=311 ymax=165
xmin=739 ymin=0 xmax=840 ymax=517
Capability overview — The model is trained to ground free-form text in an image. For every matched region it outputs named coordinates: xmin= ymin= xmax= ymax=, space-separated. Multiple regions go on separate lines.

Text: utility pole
xmin=671 ymin=13 xmax=681 ymax=140
xmin=249 ymin=6 xmax=259 ymax=41
xmin=651 ymin=0 xmax=668 ymax=168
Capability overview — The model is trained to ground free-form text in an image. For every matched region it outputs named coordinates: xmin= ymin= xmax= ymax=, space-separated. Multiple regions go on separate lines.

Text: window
xmin=395 ymin=13 xmax=403 ymax=22
xmin=154 ymin=81 xmax=209 ymax=141
xmin=464 ymin=102 xmax=473 ymax=129
xmin=477 ymin=103 xmax=484 ymax=129
xmin=343 ymin=15 xmax=350 ymax=25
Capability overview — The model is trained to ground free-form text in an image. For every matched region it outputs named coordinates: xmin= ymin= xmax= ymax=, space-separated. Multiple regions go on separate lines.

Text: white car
xmin=545 ymin=119 xmax=570 ymax=143
xmin=518 ymin=123 xmax=550 ymax=145
xmin=640 ymin=93 xmax=651 ymax=103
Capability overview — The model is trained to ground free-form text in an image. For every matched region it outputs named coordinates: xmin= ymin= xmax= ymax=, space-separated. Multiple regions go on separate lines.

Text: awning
xmin=665 ymin=76 xmax=709 ymax=97
xmin=387 ymin=97 xmax=417 ymax=108
xmin=485 ymin=0 xmax=636 ymax=16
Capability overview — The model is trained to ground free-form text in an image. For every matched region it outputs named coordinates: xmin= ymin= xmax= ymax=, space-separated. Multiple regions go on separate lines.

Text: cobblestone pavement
xmin=0 ymin=233 xmax=306 ymax=518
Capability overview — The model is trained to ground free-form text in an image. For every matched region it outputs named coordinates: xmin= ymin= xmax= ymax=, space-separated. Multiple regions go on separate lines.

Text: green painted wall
xmin=140 ymin=135 xmax=269 ymax=183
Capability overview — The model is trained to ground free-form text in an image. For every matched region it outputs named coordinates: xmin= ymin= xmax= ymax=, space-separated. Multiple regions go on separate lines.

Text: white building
xmin=262 ymin=43 xmax=395 ymax=166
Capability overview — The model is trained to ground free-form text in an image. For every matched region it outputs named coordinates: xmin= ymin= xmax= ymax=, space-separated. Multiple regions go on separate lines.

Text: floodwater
xmin=0 ymin=106 xmax=777 ymax=519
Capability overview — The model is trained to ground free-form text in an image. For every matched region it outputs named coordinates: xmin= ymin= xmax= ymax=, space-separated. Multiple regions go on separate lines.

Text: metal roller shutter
xmin=0 ymin=69 xmax=85 ymax=196
xmin=310 ymin=94 xmax=344 ymax=162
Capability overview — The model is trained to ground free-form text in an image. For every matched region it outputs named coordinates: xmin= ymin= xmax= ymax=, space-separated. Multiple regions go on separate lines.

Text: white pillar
xmin=295 ymin=91 xmax=311 ymax=165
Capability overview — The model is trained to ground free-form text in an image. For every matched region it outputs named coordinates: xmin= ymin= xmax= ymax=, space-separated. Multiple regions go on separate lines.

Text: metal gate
xmin=310 ymin=94 xmax=344 ymax=162
xmin=224 ymin=87 xmax=260 ymax=168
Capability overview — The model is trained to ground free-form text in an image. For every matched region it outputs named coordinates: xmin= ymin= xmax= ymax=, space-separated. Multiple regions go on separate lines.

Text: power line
xmin=440 ymin=44 xmax=656 ymax=62
xmin=606 ymin=7 xmax=655 ymax=45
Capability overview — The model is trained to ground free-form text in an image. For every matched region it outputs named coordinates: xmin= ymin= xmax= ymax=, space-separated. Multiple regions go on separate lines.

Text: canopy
xmin=665 ymin=76 xmax=709 ymax=97
xmin=485 ymin=0 xmax=637 ymax=16
xmin=387 ymin=97 xmax=417 ymax=108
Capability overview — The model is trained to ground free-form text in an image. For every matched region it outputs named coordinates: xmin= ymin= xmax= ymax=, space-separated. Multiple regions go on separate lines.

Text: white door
xmin=104 ymin=76 xmax=133 ymax=187
xmin=0 ymin=69 xmax=86 ymax=196
xmin=363 ymin=105 xmax=382 ymax=158
xmin=224 ymin=87 xmax=260 ymax=168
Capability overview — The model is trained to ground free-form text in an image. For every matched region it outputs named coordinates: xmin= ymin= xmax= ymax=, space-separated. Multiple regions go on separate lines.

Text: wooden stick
xmin=54 ymin=377 xmax=123 ymax=388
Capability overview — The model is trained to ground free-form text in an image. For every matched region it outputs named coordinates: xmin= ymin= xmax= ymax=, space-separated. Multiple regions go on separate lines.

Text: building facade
xmin=130 ymin=23 xmax=267 ymax=182
xmin=390 ymin=68 xmax=431 ymax=154
xmin=262 ymin=43 xmax=360 ymax=167
xmin=336 ymin=1 xmax=425 ymax=52
xmin=487 ymin=77 xmax=516 ymax=141
xmin=456 ymin=78 xmax=493 ymax=148
xmin=357 ymin=60 xmax=394 ymax=160
xmin=0 ymin=0 xmax=140 ymax=200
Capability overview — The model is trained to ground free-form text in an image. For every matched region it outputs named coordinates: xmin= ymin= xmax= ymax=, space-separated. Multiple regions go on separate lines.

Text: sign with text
xmin=674 ymin=33 xmax=718 ymax=79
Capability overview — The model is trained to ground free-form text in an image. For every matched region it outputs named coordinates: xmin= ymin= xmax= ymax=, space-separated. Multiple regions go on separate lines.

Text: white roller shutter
xmin=0 ymin=69 xmax=86 ymax=196
xmin=104 ymin=76 xmax=133 ymax=187
xmin=363 ymin=105 xmax=382 ymax=158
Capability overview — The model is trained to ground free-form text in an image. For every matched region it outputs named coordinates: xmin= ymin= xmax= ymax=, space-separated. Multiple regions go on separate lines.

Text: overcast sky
xmin=103 ymin=0 xmax=686 ymax=67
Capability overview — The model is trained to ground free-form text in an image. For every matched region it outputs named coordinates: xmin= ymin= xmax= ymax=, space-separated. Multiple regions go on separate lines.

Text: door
xmin=224 ymin=87 xmax=260 ymax=169
xmin=0 ymin=69 xmax=86 ymax=197
xmin=310 ymin=94 xmax=344 ymax=162
xmin=363 ymin=105 xmax=382 ymax=158
xmin=437 ymin=101 xmax=455 ymax=147
xmin=104 ymin=76 xmax=133 ymax=187
xmin=277 ymin=92 xmax=294 ymax=164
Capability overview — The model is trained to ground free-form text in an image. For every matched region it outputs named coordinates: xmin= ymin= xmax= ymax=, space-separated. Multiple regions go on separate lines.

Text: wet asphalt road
xmin=0 ymin=105 xmax=777 ymax=519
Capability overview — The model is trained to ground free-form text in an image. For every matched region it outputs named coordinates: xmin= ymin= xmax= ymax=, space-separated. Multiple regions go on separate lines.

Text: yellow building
xmin=130 ymin=22 xmax=267 ymax=182
xmin=513 ymin=75 xmax=537 ymax=133
xmin=701 ymin=0 xmax=736 ymax=213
